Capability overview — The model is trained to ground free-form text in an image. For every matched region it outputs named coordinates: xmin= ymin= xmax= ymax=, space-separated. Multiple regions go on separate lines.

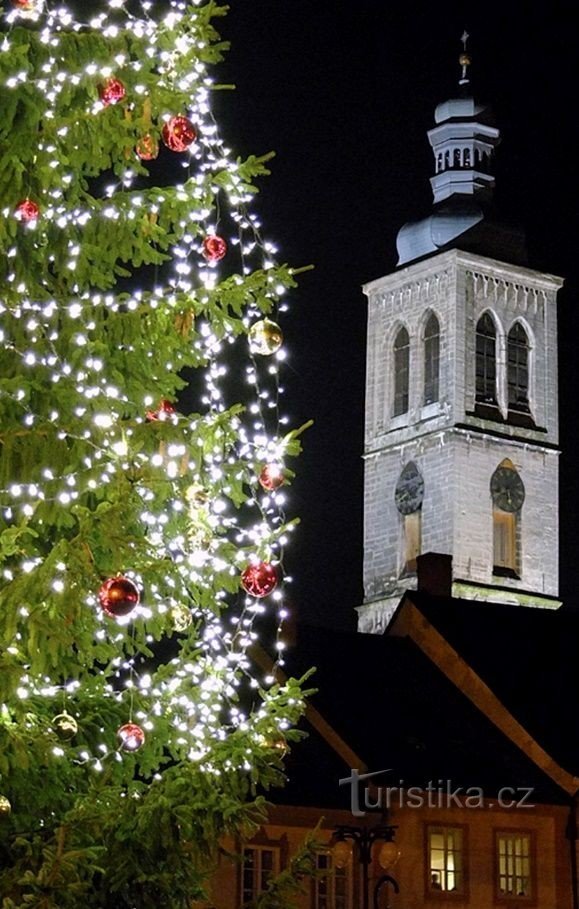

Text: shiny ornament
xmin=248 ymin=319 xmax=283 ymax=356
xmin=118 ymin=722 xmax=145 ymax=752
xmin=268 ymin=734 xmax=288 ymax=755
xmin=0 ymin=795 xmax=11 ymax=817
xmin=241 ymin=561 xmax=278 ymax=598
xmin=10 ymin=0 xmax=43 ymax=13
xmin=14 ymin=199 xmax=40 ymax=223
xmin=146 ymin=399 xmax=176 ymax=422
xmin=136 ymin=135 xmax=159 ymax=161
xmin=98 ymin=576 xmax=140 ymax=618
xmin=162 ymin=116 xmax=197 ymax=152
xmin=171 ymin=604 xmax=193 ymax=632
xmin=259 ymin=463 xmax=285 ymax=492
xmin=99 ymin=77 xmax=126 ymax=107
xmin=202 ymin=235 xmax=227 ymax=262
xmin=52 ymin=713 xmax=78 ymax=742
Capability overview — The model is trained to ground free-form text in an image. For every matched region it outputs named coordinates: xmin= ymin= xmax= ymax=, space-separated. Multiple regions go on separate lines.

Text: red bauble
xmin=98 ymin=576 xmax=140 ymax=618
xmin=136 ymin=135 xmax=159 ymax=161
xmin=11 ymin=0 xmax=41 ymax=9
xmin=202 ymin=235 xmax=228 ymax=263
xmin=241 ymin=562 xmax=279 ymax=598
xmin=162 ymin=116 xmax=197 ymax=152
xmin=99 ymin=77 xmax=126 ymax=107
xmin=146 ymin=399 xmax=176 ymax=422
xmin=14 ymin=199 xmax=40 ymax=222
xmin=117 ymin=722 xmax=145 ymax=752
xmin=259 ymin=464 xmax=285 ymax=492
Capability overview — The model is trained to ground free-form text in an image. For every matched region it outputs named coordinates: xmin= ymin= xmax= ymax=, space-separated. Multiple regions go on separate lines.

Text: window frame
xmin=240 ymin=843 xmax=281 ymax=906
xmin=423 ymin=312 xmax=440 ymax=407
xmin=393 ymin=326 xmax=410 ymax=417
xmin=494 ymin=829 xmax=536 ymax=905
xmin=312 ymin=849 xmax=353 ymax=909
xmin=424 ymin=823 xmax=468 ymax=901
xmin=475 ymin=312 xmax=498 ymax=406
xmin=507 ymin=323 xmax=531 ymax=415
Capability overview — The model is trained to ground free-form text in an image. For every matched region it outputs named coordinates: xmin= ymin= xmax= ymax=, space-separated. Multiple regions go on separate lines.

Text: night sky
xmin=209 ymin=3 xmax=579 ymax=631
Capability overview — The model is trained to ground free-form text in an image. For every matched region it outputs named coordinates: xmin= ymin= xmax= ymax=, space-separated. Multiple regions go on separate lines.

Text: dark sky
xmin=214 ymin=3 xmax=579 ymax=630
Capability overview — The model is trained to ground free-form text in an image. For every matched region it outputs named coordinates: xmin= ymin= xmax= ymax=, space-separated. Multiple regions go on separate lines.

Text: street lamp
xmin=332 ymin=824 xmax=400 ymax=909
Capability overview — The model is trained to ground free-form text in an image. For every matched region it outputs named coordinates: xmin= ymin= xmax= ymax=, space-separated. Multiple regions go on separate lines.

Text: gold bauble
xmin=459 ymin=53 xmax=471 ymax=66
xmin=52 ymin=712 xmax=78 ymax=741
xmin=248 ymin=319 xmax=283 ymax=356
xmin=0 ymin=795 xmax=12 ymax=818
xmin=171 ymin=604 xmax=193 ymax=632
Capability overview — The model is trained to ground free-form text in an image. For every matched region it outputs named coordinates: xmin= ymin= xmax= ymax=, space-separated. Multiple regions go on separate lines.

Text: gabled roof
xmin=394 ymin=590 xmax=579 ymax=778
xmin=272 ymin=623 xmax=570 ymax=810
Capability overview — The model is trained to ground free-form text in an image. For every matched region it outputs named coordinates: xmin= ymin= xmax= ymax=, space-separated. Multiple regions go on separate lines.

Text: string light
xmin=0 ymin=0 xmax=307 ymax=796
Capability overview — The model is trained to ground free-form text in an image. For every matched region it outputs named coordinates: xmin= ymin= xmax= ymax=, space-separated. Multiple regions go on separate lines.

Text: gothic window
xmin=464 ymin=148 xmax=471 ymax=167
xmin=423 ymin=312 xmax=440 ymax=405
xmin=393 ymin=327 xmax=410 ymax=417
xmin=395 ymin=463 xmax=424 ymax=575
xmin=507 ymin=323 xmax=530 ymax=413
xmin=491 ymin=460 xmax=524 ymax=578
xmin=475 ymin=313 xmax=497 ymax=405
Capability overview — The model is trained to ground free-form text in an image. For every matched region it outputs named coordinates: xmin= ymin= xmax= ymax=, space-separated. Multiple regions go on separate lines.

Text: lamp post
xmin=332 ymin=824 xmax=400 ymax=909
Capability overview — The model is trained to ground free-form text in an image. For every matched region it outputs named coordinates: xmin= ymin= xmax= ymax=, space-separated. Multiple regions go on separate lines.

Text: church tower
xmin=357 ymin=39 xmax=564 ymax=634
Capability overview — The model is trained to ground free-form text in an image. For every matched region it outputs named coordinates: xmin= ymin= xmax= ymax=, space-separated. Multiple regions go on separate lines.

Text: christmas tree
xmin=0 ymin=1 xmax=308 ymax=905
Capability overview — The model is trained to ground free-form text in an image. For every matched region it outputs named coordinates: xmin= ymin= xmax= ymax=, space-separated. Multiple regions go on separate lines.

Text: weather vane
xmin=459 ymin=30 xmax=471 ymax=86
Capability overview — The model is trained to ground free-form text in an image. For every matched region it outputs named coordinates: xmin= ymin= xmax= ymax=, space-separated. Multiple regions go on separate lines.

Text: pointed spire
xmin=459 ymin=30 xmax=471 ymax=88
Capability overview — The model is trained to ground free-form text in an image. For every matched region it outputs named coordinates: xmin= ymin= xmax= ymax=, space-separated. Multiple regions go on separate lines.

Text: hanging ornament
xmin=136 ymin=135 xmax=159 ymax=161
xmin=117 ymin=722 xmax=145 ymax=752
xmin=202 ymin=235 xmax=227 ymax=263
xmin=146 ymin=399 xmax=176 ymax=422
xmin=268 ymin=733 xmax=288 ymax=755
xmin=0 ymin=795 xmax=11 ymax=818
xmin=10 ymin=0 xmax=43 ymax=14
xmin=259 ymin=464 xmax=285 ymax=492
xmin=171 ymin=603 xmax=193 ymax=632
xmin=14 ymin=199 xmax=40 ymax=223
xmin=98 ymin=576 xmax=140 ymax=618
xmin=161 ymin=116 xmax=197 ymax=152
xmin=248 ymin=319 xmax=283 ymax=356
xmin=52 ymin=713 xmax=78 ymax=742
xmin=241 ymin=561 xmax=278 ymax=598
xmin=99 ymin=77 xmax=127 ymax=107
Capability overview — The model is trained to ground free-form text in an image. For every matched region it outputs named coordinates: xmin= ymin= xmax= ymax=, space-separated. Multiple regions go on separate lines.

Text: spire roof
xmin=395 ymin=35 xmax=527 ymax=267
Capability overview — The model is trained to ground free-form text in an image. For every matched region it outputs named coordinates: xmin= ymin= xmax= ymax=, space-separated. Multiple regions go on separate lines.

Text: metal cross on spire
xmin=459 ymin=30 xmax=471 ymax=86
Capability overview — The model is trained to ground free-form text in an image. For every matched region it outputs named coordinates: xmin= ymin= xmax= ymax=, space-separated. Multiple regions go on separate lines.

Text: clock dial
xmin=395 ymin=462 xmax=425 ymax=515
xmin=490 ymin=466 xmax=525 ymax=513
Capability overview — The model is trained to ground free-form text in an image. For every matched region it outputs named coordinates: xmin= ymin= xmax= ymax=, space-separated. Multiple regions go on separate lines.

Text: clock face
xmin=490 ymin=466 xmax=525 ymax=513
xmin=395 ymin=462 xmax=425 ymax=515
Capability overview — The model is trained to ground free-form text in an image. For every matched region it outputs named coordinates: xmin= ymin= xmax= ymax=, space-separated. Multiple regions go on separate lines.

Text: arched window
xmin=393 ymin=327 xmax=409 ymax=417
xmin=423 ymin=313 xmax=440 ymax=405
xmin=394 ymin=462 xmax=424 ymax=575
xmin=490 ymin=459 xmax=525 ymax=578
xmin=507 ymin=323 xmax=530 ymax=413
xmin=475 ymin=313 xmax=497 ymax=405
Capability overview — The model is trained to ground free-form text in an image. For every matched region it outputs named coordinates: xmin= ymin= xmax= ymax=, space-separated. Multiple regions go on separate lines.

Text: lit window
xmin=475 ymin=313 xmax=497 ymax=405
xmin=427 ymin=826 xmax=465 ymax=894
xmin=242 ymin=846 xmax=279 ymax=904
xmin=404 ymin=511 xmax=421 ymax=575
xmin=507 ymin=323 xmax=530 ymax=413
xmin=393 ymin=327 xmax=410 ymax=417
xmin=423 ymin=312 xmax=440 ymax=405
xmin=496 ymin=832 xmax=533 ymax=899
xmin=314 ymin=851 xmax=351 ymax=909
